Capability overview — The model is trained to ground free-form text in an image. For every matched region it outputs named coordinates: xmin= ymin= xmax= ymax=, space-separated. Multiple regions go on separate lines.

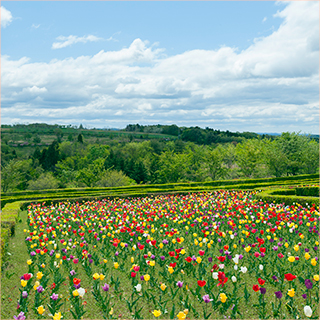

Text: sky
xmin=1 ymin=1 xmax=319 ymax=134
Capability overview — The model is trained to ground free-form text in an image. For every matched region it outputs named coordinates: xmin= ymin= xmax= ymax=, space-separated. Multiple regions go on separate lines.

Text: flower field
xmin=13 ymin=190 xmax=319 ymax=319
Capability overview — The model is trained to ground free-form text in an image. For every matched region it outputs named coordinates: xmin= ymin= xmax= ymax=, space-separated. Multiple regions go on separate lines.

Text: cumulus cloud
xmin=2 ymin=1 xmax=319 ymax=133
xmin=1 ymin=6 xmax=13 ymax=28
xmin=52 ymin=34 xmax=104 ymax=49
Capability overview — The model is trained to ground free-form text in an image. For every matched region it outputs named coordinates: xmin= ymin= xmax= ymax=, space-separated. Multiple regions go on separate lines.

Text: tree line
xmin=1 ymin=131 xmax=318 ymax=193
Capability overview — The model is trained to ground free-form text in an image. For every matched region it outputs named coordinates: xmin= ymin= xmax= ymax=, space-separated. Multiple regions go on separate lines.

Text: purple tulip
xmin=51 ymin=293 xmax=59 ymax=300
xmin=14 ymin=312 xmax=26 ymax=320
xmin=202 ymin=294 xmax=213 ymax=303
xmin=37 ymin=285 xmax=44 ymax=293
xmin=176 ymin=281 xmax=183 ymax=288
xmin=102 ymin=283 xmax=110 ymax=292
xmin=22 ymin=291 xmax=28 ymax=299
xmin=275 ymin=291 xmax=282 ymax=299
xmin=305 ymin=279 xmax=313 ymax=290
xmin=260 ymin=287 xmax=266 ymax=295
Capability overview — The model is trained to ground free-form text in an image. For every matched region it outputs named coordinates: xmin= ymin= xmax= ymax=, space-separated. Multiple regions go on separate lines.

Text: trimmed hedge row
xmin=0 ymin=201 xmax=25 ymax=267
xmin=1 ymin=174 xmax=319 ymax=208
xmin=257 ymin=188 xmax=319 ymax=207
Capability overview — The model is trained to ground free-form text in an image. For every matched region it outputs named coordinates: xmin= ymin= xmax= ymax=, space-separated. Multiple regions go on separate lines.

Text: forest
xmin=1 ymin=123 xmax=319 ymax=192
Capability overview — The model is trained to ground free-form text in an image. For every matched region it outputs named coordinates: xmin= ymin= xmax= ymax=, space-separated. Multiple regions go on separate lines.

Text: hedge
xmin=257 ymin=188 xmax=319 ymax=207
xmin=0 ymin=201 xmax=25 ymax=267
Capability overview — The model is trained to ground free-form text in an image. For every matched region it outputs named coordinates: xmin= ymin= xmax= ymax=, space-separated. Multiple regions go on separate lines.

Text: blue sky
xmin=1 ymin=1 xmax=319 ymax=134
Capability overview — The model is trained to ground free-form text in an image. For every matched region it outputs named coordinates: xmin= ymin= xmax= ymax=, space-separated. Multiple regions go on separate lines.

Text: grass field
xmin=1 ymin=190 xmax=319 ymax=319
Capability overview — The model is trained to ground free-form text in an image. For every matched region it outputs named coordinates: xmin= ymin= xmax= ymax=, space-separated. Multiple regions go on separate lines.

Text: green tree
xmin=95 ymin=170 xmax=136 ymax=187
xmin=157 ymin=150 xmax=191 ymax=183
xmin=27 ymin=172 xmax=59 ymax=190
xmin=205 ymin=145 xmax=228 ymax=180
xmin=1 ymin=159 xmax=33 ymax=192
xmin=235 ymin=139 xmax=265 ymax=178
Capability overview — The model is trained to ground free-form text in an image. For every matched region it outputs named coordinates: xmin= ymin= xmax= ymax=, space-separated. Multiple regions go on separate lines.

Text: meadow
xmin=2 ymin=190 xmax=319 ymax=319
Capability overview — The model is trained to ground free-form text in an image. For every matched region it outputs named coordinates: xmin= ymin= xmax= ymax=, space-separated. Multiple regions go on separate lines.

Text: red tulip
xmin=284 ymin=273 xmax=297 ymax=281
xmin=252 ymin=284 xmax=260 ymax=292
xmin=258 ymin=278 xmax=265 ymax=286
xmin=197 ymin=280 xmax=206 ymax=287
xmin=131 ymin=272 xmax=136 ymax=278
xmin=199 ymin=250 xmax=205 ymax=256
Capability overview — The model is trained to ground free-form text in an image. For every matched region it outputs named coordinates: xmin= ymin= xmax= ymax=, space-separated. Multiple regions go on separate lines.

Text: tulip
xmin=287 ymin=288 xmax=295 ymax=297
xmin=144 ymin=274 xmax=150 ymax=282
xmin=52 ymin=312 xmax=63 ymax=320
xmin=304 ymin=306 xmax=312 ymax=318
xmin=231 ymin=276 xmax=237 ymax=283
xmin=37 ymin=305 xmax=45 ymax=315
xmin=313 ymin=274 xmax=319 ymax=281
xmin=102 ymin=283 xmax=110 ymax=292
xmin=219 ymin=293 xmax=227 ymax=303
xmin=160 ymin=283 xmax=167 ymax=291
xmin=114 ymin=262 xmax=119 ymax=269
xmin=177 ymin=311 xmax=186 ymax=320
xmin=152 ymin=310 xmax=161 ymax=317
xmin=99 ymin=274 xmax=105 ymax=280
xmin=78 ymin=288 xmax=85 ymax=297
xmin=93 ymin=273 xmax=100 ymax=280
xmin=135 ymin=284 xmax=142 ymax=292
xmin=21 ymin=280 xmax=27 ymax=287
xmin=202 ymin=294 xmax=213 ymax=303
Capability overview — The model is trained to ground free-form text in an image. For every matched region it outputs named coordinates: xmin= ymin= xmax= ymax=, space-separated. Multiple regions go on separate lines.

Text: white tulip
xmin=135 ymin=284 xmax=142 ymax=292
xmin=212 ymin=272 xmax=219 ymax=280
xmin=234 ymin=265 xmax=238 ymax=270
xmin=240 ymin=266 xmax=247 ymax=273
xmin=259 ymin=264 xmax=263 ymax=270
xmin=78 ymin=287 xmax=85 ymax=297
xmin=231 ymin=276 xmax=237 ymax=283
xmin=304 ymin=306 xmax=312 ymax=318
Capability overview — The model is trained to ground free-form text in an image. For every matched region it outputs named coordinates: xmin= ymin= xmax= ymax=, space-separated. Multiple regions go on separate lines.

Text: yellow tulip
xmin=144 ymin=274 xmax=150 ymax=282
xmin=21 ymin=280 xmax=27 ymax=287
xmin=311 ymin=258 xmax=317 ymax=266
xmin=287 ymin=288 xmax=295 ymax=297
xmin=37 ymin=305 xmax=45 ymax=315
xmin=220 ymin=293 xmax=227 ymax=303
xmin=56 ymin=254 xmax=60 ymax=259
xmin=27 ymin=259 xmax=32 ymax=265
xmin=160 ymin=283 xmax=167 ymax=291
xmin=131 ymin=257 xmax=134 ymax=263
xmin=93 ymin=273 xmax=100 ymax=280
xmin=168 ymin=267 xmax=174 ymax=274
xmin=305 ymin=253 xmax=311 ymax=260
xmin=288 ymin=256 xmax=295 ymax=263
xmin=294 ymin=245 xmax=299 ymax=252
xmin=245 ymin=246 xmax=251 ymax=253
xmin=114 ymin=262 xmax=119 ymax=269
xmin=52 ymin=312 xmax=62 ymax=320
xmin=103 ymin=259 xmax=108 ymax=263
xmin=149 ymin=260 xmax=155 ymax=267
xmin=313 ymin=275 xmax=319 ymax=282
xmin=37 ymin=272 xmax=44 ymax=280
xmin=73 ymin=290 xmax=79 ymax=297
xmin=177 ymin=311 xmax=186 ymax=320
xmin=99 ymin=274 xmax=105 ymax=281
xmin=152 ymin=310 xmax=161 ymax=317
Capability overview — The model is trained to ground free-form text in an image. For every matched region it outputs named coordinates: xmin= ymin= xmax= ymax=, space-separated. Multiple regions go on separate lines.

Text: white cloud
xmin=2 ymin=2 xmax=319 ymax=133
xmin=52 ymin=34 xmax=104 ymax=49
xmin=1 ymin=6 xmax=13 ymax=28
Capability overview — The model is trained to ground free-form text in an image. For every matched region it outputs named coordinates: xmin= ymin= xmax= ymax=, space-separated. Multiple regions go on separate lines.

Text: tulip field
xmin=6 ymin=190 xmax=320 ymax=319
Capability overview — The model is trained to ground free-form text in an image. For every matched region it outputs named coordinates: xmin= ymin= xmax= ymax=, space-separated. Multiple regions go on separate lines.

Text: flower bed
xmin=13 ymin=191 xmax=320 ymax=319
